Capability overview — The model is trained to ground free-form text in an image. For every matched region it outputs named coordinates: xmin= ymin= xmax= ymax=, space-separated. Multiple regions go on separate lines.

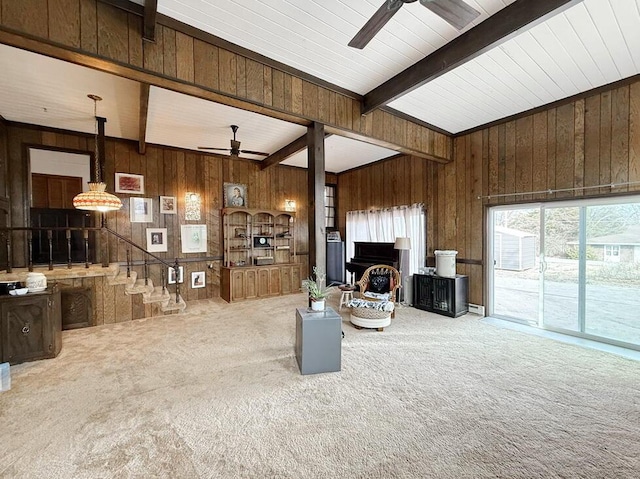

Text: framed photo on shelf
xmin=115 ymin=173 xmax=145 ymax=194
xmin=223 ymin=182 xmax=247 ymax=207
xmin=167 ymin=265 xmax=184 ymax=284
xmin=160 ymin=196 xmax=177 ymax=214
xmin=191 ymin=271 xmax=205 ymax=289
xmin=130 ymin=197 xmax=153 ymax=223
xmin=146 ymin=228 xmax=168 ymax=252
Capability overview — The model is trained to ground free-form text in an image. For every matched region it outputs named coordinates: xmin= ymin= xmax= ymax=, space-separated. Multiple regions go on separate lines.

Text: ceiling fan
xmin=198 ymin=125 xmax=270 ymax=158
xmin=348 ymin=0 xmax=481 ymax=49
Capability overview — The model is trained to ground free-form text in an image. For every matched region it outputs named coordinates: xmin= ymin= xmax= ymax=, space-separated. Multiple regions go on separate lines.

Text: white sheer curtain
xmin=346 ymin=204 xmax=426 ymax=276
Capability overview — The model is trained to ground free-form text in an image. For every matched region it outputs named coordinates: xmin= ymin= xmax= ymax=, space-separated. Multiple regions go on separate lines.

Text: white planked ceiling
xmin=0 ymin=43 xmax=396 ymax=173
xmin=389 ymin=0 xmax=640 ymax=133
xmin=0 ymin=44 xmax=140 ymax=139
xmin=155 ymin=0 xmax=515 ymax=94
xmin=152 ymin=0 xmax=639 ymax=133
xmin=0 ymin=0 xmax=638 ymax=170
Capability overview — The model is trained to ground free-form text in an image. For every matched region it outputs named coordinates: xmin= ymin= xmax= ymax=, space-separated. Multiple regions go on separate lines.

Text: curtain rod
xmin=477 ymin=181 xmax=640 ymax=201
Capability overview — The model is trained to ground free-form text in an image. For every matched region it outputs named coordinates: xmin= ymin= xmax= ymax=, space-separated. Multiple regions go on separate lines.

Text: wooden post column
xmin=307 ymin=122 xmax=326 ymax=276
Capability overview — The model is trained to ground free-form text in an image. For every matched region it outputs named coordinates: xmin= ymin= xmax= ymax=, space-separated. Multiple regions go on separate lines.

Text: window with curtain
xmin=345 ymin=204 xmax=426 ymax=276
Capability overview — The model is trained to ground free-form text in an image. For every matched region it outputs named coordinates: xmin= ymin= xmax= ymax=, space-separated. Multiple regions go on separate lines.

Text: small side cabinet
xmin=413 ymin=274 xmax=468 ymax=318
xmin=0 ymin=289 xmax=62 ymax=364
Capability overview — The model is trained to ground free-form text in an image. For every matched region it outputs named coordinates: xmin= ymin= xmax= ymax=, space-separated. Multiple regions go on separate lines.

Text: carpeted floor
xmin=1 ymin=293 xmax=639 ymax=478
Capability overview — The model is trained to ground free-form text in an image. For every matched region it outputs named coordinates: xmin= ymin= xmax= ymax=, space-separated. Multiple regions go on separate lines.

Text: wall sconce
xmin=284 ymin=199 xmax=296 ymax=212
xmin=185 ymin=192 xmax=201 ymax=221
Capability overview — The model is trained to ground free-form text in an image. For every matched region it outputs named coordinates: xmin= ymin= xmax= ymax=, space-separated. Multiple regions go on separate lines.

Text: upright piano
xmin=346 ymin=241 xmax=399 ymax=283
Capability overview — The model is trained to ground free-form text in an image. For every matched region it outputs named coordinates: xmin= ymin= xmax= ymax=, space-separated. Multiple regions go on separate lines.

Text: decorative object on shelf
xmin=191 ymin=271 xmax=205 ymax=289
xmin=284 ymin=199 xmax=296 ymax=212
xmin=130 ymin=197 xmax=153 ymax=223
xmin=235 ymin=228 xmax=247 ymax=238
xmin=253 ymin=236 xmax=271 ymax=248
xmin=181 ymin=224 xmax=207 ymax=253
xmin=159 ymin=196 xmax=176 ymax=214
xmin=167 ymin=265 xmax=184 ymax=284
xmin=146 ymin=228 xmax=168 ymax=252
xmin=72 ymin=94 xmax=123 ymax=212
xmin=25 ymin=272 xmax=47 ymax=292
xmin=185 ymin=192 xmax=201 ymax=221
xmin=115 ymin=172 xmax=145 ymax=194
xmin=9 ymin=288 xmax=28 ymax=296
xmin=223 ymin=183 xmax=247 ymax=207
xmin=302 ymin=266 xmax=332 ymax=311
xmin=0 ymin=281 xmax=21 ymax=295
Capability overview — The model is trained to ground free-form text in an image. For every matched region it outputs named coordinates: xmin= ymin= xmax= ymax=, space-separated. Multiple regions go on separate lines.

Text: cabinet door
xmin=432 ymin=278 xmax=454 ymax=315
xmin=257 ymin=269 xmax=270 ymax=297
xmin=230 ymin=270 xmax=246 ymax=301
xmin=269 ymin=267 xmax=281 ymax=295
xmin=281 ymin=266 xmax=292 ymax=294
xmin=413 ymin=275 xmax=433 ymax=311
xmin=291 ymin=264 xmax=301 ymax=293
xmin=1 ymin=296 xmax=52 ymax=364
xmin=245 ymin=269 xmax=257 ymax=299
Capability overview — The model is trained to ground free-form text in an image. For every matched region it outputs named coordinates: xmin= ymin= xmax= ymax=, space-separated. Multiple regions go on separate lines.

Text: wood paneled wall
xmin=338 ymin=79 xmax=640 ymax=306
xmin=5 ymin=124 xmax=323 ymax=303
xmin=0 ymin=0 xmax=451 ymax=162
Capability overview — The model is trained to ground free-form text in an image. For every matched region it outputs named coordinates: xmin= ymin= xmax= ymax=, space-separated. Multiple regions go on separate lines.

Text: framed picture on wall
xmin=167 ymin=266 xmax=184 ymax=284
xmin=160 ymin=196 xmax=177 ymax=214
xmin=115 ymin=173 xmax=145 ymax=194
xmin=223 ymin=183 xmax=247 ymax=207
xmin=130 ymin=197 xmax=153 ymax=223
xmin=146 ymin=228 xmax=168 ymax=252
xmin=191 ymin=271 xmax=205 ymax=289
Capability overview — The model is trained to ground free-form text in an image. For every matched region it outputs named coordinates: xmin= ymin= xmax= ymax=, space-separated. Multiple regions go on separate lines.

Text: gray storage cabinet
xmin=295 ymin=307 xmax=342 ymax=375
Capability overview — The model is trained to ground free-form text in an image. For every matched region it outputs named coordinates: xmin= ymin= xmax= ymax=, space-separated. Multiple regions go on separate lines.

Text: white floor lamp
xmin=394 ymin=237 xmax=411 ymax=305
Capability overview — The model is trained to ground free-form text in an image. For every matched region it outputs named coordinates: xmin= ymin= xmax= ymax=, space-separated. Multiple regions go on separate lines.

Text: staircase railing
xmin=0 ymin=225 xmax=181 ymax=304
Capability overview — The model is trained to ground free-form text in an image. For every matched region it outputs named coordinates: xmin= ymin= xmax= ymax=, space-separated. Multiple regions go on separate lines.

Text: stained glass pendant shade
xmin=72 ymin=94 xmax=122 ymax=212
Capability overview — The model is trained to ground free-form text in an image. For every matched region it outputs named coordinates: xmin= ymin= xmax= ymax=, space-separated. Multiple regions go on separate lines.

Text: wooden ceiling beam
xmin=261 ymin=132 xmax=331 ymax=170
xmin=362 ymin=0 xmax=585 ymax=114
xmin=138 ymin=83 xmax=150 ymax=155
xmin=143 ymin=0 xmax=158 ymax=43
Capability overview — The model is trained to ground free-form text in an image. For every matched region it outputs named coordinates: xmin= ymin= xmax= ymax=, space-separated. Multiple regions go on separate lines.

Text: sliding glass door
xmin=490 ymin=196 xmax=640 ymax=350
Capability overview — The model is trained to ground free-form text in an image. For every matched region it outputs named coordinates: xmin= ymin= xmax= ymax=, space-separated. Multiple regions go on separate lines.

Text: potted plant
xmin=302 ymin=266 xmax=332 ymax=311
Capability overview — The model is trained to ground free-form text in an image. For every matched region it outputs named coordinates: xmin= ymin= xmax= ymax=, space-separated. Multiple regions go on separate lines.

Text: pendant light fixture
xmin=72 ymin=94 xmax=123 ymax=212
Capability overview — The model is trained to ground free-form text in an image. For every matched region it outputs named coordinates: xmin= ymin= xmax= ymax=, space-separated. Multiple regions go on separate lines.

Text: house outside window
xmin=604 ymin=245 xmax=620 ymax=262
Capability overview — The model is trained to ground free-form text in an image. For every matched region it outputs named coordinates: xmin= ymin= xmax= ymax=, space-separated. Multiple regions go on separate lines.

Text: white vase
xmin=311 ymin=299 xmax=325 ymax=311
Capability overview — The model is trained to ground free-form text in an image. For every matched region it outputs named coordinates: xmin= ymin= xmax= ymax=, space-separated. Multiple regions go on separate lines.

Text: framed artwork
xmin=191 ymin=271 xmax=205 ymax=289
xmin=181 ymin=224 xmax=207 ymax=253
xmin=224 ymin=182 xmax=247 ymax=207
xmin=130 ymin=197 xmax=153 ymax=223
xmin=160 ymin=196 xmax=177 ymax=214
xmin=115 ymin=173 xmax=145 ymax=194
xmin=167 ymin=265 xmax=184 ymax=284
xmin=146 ymin=228 xmax=167 ymax=252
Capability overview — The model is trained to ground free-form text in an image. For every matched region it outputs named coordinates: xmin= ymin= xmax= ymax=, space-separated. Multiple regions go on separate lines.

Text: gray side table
xmin=295 ymin=307 xmax=342 ymax=375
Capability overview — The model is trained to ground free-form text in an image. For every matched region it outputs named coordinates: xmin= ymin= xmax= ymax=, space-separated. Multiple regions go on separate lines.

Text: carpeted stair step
xmin=125 ymin=278 xmax=154 ymax=295
xmin=107 ymin=268 xmax=137 ymax=286
xmin=161 ymin=294 xmax=186 ymax=312
xmin=142 ymin=286 xmax=171 ymax=304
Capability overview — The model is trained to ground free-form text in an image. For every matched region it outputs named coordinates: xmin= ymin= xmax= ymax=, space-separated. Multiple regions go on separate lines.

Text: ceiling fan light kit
xmin=349 ymin=0 xmax=481 ymax=49
xmin=198 ymin=125 xmax=270 ymax=158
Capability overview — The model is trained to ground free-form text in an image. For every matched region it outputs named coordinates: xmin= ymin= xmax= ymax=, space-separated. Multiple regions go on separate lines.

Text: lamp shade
xmin=394 ymin=237 xmax=411 ymax=250
xmin=73 ymin=182 xmax=123 ymax=212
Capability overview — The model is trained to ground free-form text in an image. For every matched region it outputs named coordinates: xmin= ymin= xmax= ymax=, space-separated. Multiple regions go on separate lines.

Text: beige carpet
xmin=1 ymin=293 xmax=639 ymax=478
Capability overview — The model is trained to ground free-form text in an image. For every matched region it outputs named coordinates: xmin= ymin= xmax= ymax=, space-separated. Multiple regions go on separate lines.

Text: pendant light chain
xmin=90 ymin=94 xmax=102 ymax=184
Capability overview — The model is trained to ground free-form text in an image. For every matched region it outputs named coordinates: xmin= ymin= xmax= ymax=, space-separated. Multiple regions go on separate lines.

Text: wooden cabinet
xmin=222 ymin=208 xmax=295 ymax=267
xmin=32 ymin=173 xmax=82 ymax=209
xmin=221 ymin=208 xmax=301 ymax=302
xmin=0 ymin=289 xmax=62 ymax=364
xmin=413 ymin=274 xmax=468 ymax=318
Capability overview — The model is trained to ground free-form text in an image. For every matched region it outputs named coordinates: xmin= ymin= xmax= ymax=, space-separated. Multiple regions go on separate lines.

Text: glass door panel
xmin=491 ymin=208 xmax=540 ymax=323
xmin=541 ymin=206 xmax=580 ymax=331
xmin=584 ymin=203 xmax=640 ymax=345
